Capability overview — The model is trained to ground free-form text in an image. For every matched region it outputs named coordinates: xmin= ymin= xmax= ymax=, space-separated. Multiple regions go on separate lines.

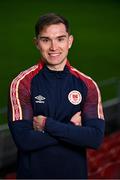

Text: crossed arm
xmin=33 ymin=111 xmax=82 ymax=132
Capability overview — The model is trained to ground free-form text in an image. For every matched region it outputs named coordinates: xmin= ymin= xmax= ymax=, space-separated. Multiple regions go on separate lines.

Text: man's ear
xmin=68 ymin=35 xmax=74 ymax=49
xmin=33 ymin=37 xmax=39 ymax=49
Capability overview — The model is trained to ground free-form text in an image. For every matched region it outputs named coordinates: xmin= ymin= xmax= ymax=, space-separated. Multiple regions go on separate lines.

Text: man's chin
xmin=47 ymin=60 xmax=62 ymax=66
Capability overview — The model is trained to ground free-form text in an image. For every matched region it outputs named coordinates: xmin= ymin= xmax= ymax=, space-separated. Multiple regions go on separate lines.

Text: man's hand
xmin=33 ymin=115 xmax=46 ymax=131
xmin=70 ymin=112 xmax=82 ymax=126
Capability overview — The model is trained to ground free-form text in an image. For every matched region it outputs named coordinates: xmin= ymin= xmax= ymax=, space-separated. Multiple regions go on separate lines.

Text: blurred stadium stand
xmin=0 ymin=78 xmax=120 ymax=179
xmin=87 ymin=131 xmax=120 ymax=179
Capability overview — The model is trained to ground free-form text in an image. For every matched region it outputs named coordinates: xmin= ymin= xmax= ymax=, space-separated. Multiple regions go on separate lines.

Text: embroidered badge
xmin=68 ymin=90 xmax=82 ymax=105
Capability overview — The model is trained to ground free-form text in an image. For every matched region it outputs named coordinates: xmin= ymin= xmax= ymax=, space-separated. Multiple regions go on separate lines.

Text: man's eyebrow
xmin=38 ymin=35 xmax=67 ymax=39
xmin=38 ymin=36 xmax=49 ymax=39
xmin=57 ymin=35 xmax=67 ymax=38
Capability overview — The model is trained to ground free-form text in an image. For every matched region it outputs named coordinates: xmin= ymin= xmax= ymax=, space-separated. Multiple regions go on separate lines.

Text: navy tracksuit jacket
xmin=8 ymin=60 xmax=105 ymax=179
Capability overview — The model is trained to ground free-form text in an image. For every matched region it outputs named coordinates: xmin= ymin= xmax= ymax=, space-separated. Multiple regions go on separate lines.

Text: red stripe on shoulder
xmin=10 ymin=61 xmax=44 ymax=121
xmin=67 ymin=62 xmax=104 ymax=120
xmin=66 ymin=61 xmax=93 ymax=84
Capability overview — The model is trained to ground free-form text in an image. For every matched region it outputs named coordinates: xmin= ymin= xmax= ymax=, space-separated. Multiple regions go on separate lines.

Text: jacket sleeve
xmin=8 ymin=118 xmax=58 ymax=152
xmin=44 ymin=80 xmax=105 ymax=149
xmin=44 ymin=118 xmax=104 ymax=149
xmin=8 ymin=76 xmax=58 ymax=152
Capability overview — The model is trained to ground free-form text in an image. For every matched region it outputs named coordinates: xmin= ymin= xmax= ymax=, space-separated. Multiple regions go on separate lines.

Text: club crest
xmin=68 ymin=90 xmax=82 ymax=105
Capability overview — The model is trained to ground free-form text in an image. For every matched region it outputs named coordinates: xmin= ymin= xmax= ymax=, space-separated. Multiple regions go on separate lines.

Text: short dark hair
xmin=35 ymin=13 xmax=70 ymax=37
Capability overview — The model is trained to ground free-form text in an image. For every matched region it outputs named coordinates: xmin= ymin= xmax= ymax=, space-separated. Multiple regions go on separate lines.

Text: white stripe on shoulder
xmin=10 ymin=65 xmax=39 ymax=121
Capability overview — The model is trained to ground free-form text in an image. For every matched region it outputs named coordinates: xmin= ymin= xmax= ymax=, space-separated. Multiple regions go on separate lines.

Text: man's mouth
xmin=48 ymin=53 xmax=61 ymax=57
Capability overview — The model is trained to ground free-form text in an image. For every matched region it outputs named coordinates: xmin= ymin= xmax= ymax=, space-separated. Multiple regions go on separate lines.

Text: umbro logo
xmin=35 ymin=95 xmax=46 ymax=103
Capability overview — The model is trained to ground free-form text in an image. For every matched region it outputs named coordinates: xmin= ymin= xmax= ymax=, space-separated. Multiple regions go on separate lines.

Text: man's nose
xmin=49 ymin=40 xmax=57 ymax=50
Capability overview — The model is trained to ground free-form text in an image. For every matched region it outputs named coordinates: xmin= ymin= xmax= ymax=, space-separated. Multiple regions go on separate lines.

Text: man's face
xmin=35 ymin=23 xmax=73 ymax=70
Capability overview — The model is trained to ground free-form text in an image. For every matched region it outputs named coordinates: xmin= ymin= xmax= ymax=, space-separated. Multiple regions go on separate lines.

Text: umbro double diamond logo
xmin=35 ymin=95 xmax=46 ymax=103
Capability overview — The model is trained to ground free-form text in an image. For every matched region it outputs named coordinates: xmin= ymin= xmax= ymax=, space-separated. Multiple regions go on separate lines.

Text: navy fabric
xmin=8 ymin=63 xmax=105 ymax=179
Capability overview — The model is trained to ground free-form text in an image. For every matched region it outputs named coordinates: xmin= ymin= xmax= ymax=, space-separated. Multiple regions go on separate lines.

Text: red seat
xmin=88 ymin=131 xmax=120 ymax=179
xmin=101 ymin=161 xmax=120 ymax=178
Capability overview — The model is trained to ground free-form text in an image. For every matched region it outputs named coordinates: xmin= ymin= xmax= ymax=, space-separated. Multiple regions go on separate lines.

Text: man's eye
xmin=58 ymin=38 xmax=65 ymax=42
xmin=41 ymin=39 xmax=49 ymax=42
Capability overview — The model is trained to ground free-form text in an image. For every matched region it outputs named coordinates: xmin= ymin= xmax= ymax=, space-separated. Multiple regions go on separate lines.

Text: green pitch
xmin=0 ymin=0 xmax=120 ymax=124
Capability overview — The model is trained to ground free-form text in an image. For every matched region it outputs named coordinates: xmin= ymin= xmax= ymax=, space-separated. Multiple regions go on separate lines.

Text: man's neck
xmin=46 ymin=60 xmax=67 ymax=71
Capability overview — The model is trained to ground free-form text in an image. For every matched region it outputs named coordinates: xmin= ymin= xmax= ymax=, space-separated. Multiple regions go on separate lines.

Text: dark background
xmin=0 ymin=0 xmax=120 ymax=123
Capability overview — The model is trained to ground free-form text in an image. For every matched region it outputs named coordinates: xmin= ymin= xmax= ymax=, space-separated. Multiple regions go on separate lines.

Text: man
xmin=8 ymin=13 xmax=105 ymax=179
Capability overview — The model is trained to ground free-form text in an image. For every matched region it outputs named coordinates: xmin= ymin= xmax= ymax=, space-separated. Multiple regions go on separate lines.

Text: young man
xmin=8 ymin=13 xmax=105 ymax=179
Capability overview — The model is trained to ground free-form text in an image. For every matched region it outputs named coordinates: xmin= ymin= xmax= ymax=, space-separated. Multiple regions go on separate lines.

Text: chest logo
xmin=35 ymin=95 xmax=45 ymax=103
xmin=68 ymin=90 xmax=82 ymax=105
